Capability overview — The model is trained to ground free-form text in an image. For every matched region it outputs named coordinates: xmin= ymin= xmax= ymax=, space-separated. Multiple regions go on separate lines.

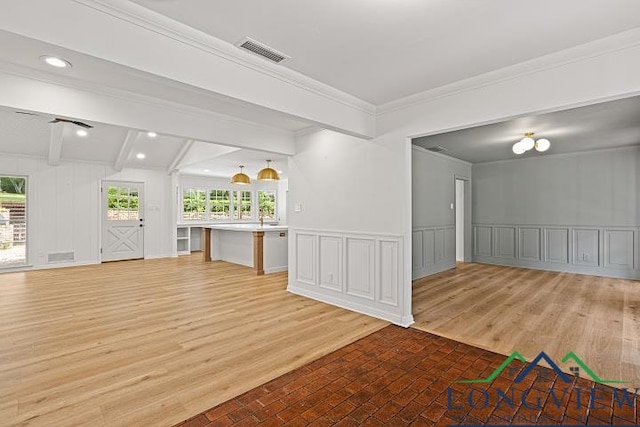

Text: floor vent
xmin=47 ymin=251 xmax=75 ymax=263
xmin=236 ymin=37 xmax=289 ymax=64
xmin=427 ymin=145 xmax=448 ymax=153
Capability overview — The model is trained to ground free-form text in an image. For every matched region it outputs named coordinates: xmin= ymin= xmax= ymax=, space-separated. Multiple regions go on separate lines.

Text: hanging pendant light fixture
xmin=512 ymin=132 xmax=551 ymax=155
xmin=231 ymin=165 xmax=251 ymax=185
xmin=257 ymin=160 xmax=280 ymax=181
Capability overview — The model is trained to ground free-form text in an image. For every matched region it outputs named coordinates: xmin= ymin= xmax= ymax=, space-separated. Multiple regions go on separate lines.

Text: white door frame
xmin=100 ymin=180 xmax=145 ymax=262
xmin=454 ymin=175 xmax=471 ymax=262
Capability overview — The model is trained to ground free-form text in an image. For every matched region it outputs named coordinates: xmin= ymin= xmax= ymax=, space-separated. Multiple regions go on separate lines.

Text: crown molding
xmin=294 ymin=126 xmax=325 ymax=138
xmin=473 ymin=144 xmax=640 ymax=166
xmin=72 ymin=0 xmax=376 ymax=116
xmin=378 ymin=28 xmax=640 ymax=116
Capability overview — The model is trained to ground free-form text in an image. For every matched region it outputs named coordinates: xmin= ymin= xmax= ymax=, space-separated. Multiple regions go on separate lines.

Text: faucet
xmin=259 ymin=215 xmax=264 ymax=227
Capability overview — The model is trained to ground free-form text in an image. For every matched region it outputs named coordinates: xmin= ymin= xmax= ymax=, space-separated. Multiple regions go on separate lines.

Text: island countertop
xmin=205 ymin=224 xmax=288 ymax=232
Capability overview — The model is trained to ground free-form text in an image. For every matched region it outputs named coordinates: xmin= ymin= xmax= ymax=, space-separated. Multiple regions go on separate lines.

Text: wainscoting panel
xmin=604 ymin=229 xmax=635 ymax=270
xmin=474 ymin=226 xmax=493 ymax=257
xmin=289 ymin=229 xmax=409 ymax=326
xmin=319 ymin=236 xmax=342 ymax=292
xmin=412 ymin=226 xmax=455 ymax=280
xmin=379 ymin=240 xmax=400 ymax=307
xmin=423 ymin=230 xmax=435 ymax=267
xmin=519 ymin=228 xmax=541 ymax=262
xmin=412 ymin=231 xmax=423 ymax=270
xmin=346 ymin=238 xmax=375 ymax=300
xmin=296 ymin=233 xmax=317 ymax=286
xmin=573 ymin=229 xmax=599 ymax=267
xmin=473 ymin=224 xmax=639 ymax=280
xmin=544 ymin=228 xmax=569 ymax=264
xmin=494 ymin=227 xmax=516 ymax=259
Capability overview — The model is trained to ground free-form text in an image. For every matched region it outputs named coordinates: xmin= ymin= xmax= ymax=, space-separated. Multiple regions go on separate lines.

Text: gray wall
xmin=472 ymin=146 xmax=640 ymax=279
xmin=412 ymin=146 xmax=472 ymax=279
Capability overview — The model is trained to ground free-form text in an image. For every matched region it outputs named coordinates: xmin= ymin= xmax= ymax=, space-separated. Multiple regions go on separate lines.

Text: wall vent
xmin=236 ymin=37 xmax=290 ymax=64
xmin=47 ymin=251 xmax=75 ymax=263
xmin=427 ymin=145 xmax=448 ymax=153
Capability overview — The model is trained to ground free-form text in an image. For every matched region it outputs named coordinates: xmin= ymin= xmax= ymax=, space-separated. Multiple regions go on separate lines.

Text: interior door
xmin=102 ymin=181 xmax=144 ymax=262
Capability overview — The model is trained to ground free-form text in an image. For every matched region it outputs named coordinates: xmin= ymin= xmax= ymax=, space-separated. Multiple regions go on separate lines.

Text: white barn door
xmin=102 ymin=181 xmax=144 ymax=262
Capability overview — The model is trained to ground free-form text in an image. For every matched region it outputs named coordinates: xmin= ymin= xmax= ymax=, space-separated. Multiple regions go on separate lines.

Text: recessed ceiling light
xmin=147 ymin=131 xmax=157 ymax=138
xmin=136 ymin=153 xmax=146 ymax=159
xmin=41 ymin=55 xmax=72 ymax=68
xmin=76 ymin=129 xmax=88 ymax=137
xmin=204 ymin=169 xmax=211 ymax=172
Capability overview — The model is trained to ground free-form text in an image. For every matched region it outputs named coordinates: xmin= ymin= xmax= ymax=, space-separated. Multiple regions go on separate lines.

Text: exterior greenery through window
xmin=258 ymin=191 xmax=276 ymax=220
xmin=107 ymin=186 xmax=140 ymax=220
xmin=183 ymin=189 xmax=206 ymax=221
xmin=233 ymin=191 xmax=252 ymax=220
xmin=182 ymin=188 xmax=274 ymax=222
xmin=0 ymin=176 xmax=27 ymax=267
xmin=209 ymin=190 xmax=231 ymax=220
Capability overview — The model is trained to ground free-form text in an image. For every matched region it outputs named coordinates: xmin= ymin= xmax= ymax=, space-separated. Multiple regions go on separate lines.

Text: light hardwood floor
xmin=412 ymin=262 xmax=640 ymax=386
xmin=0 ymin=256 xmax=387 ymax=427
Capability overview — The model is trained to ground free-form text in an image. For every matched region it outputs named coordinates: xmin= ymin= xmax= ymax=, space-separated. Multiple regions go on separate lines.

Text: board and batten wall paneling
xmin=0 ymin=154 xmax=174 ymax=271
xmin=288 ymin=229 xmax=408 ymax=326
xmin=473 ymin=224 xmax=639 ymax=280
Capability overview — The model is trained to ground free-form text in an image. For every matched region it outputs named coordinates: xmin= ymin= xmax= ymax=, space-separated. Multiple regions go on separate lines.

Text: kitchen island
xmin=203 ymin=224 xmax=288 ymax=275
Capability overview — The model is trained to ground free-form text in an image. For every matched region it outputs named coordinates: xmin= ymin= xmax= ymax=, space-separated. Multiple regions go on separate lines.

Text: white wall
xmin=0 ymin=154 xmax=174 ymax=270
xmin=472 ymin=147 xmax=640 ymax=279
xmin=411 ymin=147 xmax=471 ymax=279
xmin=288 ymin=130 xmax=412 ymax=326
xmin=290 ymin=33 xmax=640 ymax=326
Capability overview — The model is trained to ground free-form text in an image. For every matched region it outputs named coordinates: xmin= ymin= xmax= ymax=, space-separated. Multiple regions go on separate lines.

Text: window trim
xmin=179 ymin=186 xmax=277 ymax=223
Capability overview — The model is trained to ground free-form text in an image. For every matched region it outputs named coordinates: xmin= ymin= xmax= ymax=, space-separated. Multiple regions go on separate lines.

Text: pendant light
xmin=231 ymin=165 xmax=251 ymax=185
xmin=257 ymin=160 xmax=280 ymax=181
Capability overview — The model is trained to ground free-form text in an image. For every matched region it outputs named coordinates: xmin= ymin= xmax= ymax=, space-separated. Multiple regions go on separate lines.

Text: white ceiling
xmin=0 ymin=105 xmax=288 ymax=175
xmin=412 ymin=95 xmax=640 ymax=163
xmin=131 ymin=0 xmax=640 ymax=104
xmin=0 ymin=29 xmax=312 ymax=133
xmin=179 ymin=142 xmax=289 ymax=179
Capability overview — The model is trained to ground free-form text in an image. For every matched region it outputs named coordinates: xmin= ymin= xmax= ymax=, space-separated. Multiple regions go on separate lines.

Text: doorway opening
xmin=455 ymin=177 xmax=469 ymax=263
xmin=102 ymin=181 xmax=145 ymax=262
xmin=0 ymin=175 xmax=27 ymax=268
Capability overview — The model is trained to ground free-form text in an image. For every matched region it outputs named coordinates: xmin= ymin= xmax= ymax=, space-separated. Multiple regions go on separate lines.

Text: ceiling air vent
xmin=427 ymin=145 xmax=448 ymax=153
xmin=236 ymin=37 xmax=290 ymax=64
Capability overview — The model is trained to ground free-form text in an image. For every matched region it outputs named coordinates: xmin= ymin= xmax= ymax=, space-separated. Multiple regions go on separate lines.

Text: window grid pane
xmin=182 ymin=189 xmax=206 ymax=221
xmin=209 ymin=189 xmax=231 ymax=220
xmin=108 ymin=186 xmax=139 ymax=221
xmin=258 ymin=191 xmax=276 ymax=220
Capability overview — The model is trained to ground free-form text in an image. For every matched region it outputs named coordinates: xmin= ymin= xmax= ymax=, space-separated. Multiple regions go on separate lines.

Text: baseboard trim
xmin=473 ymin=256 xmax=640 ymax=280
xmin=288 ymin=284 xmax=412 ymax=327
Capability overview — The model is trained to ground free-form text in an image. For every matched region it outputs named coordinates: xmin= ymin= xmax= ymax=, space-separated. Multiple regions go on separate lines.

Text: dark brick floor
xmin=174 ymin=326 xmax=639 ymax=426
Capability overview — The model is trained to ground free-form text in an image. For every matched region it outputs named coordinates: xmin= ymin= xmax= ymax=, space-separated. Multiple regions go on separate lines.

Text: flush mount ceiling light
xmin=512 ymin=132 xmax=551 ymax=155
xmin=76 ymin=129 xmax=88 ymax=137
xmin=136 ymin=153 xmax=146 ymax=160
xmin=146 ymin=131 xmax=157 ymax=138
xmin=40 ymin=55 xmax=72 ymax=68
xmin=231 ymin=165 xmax=251 ymax=185
xmin=257 ymin=160 xmax=280 ymax=181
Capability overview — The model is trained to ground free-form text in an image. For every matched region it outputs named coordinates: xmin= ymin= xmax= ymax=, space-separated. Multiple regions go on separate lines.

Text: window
xmin=258 ymin=191 xmax=276 ymax=220
xmin=0 ymin=175 xmax=27 ymax=267
xmin=233 ymin=190 xmax=252 ymax=220
xmin=182 ymin=188 xmax=206 ymax=221
xmin=107 ymin=186 xmax=140 ymax=221
xmin=209 ymin=189 xmax=231 ymax=220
